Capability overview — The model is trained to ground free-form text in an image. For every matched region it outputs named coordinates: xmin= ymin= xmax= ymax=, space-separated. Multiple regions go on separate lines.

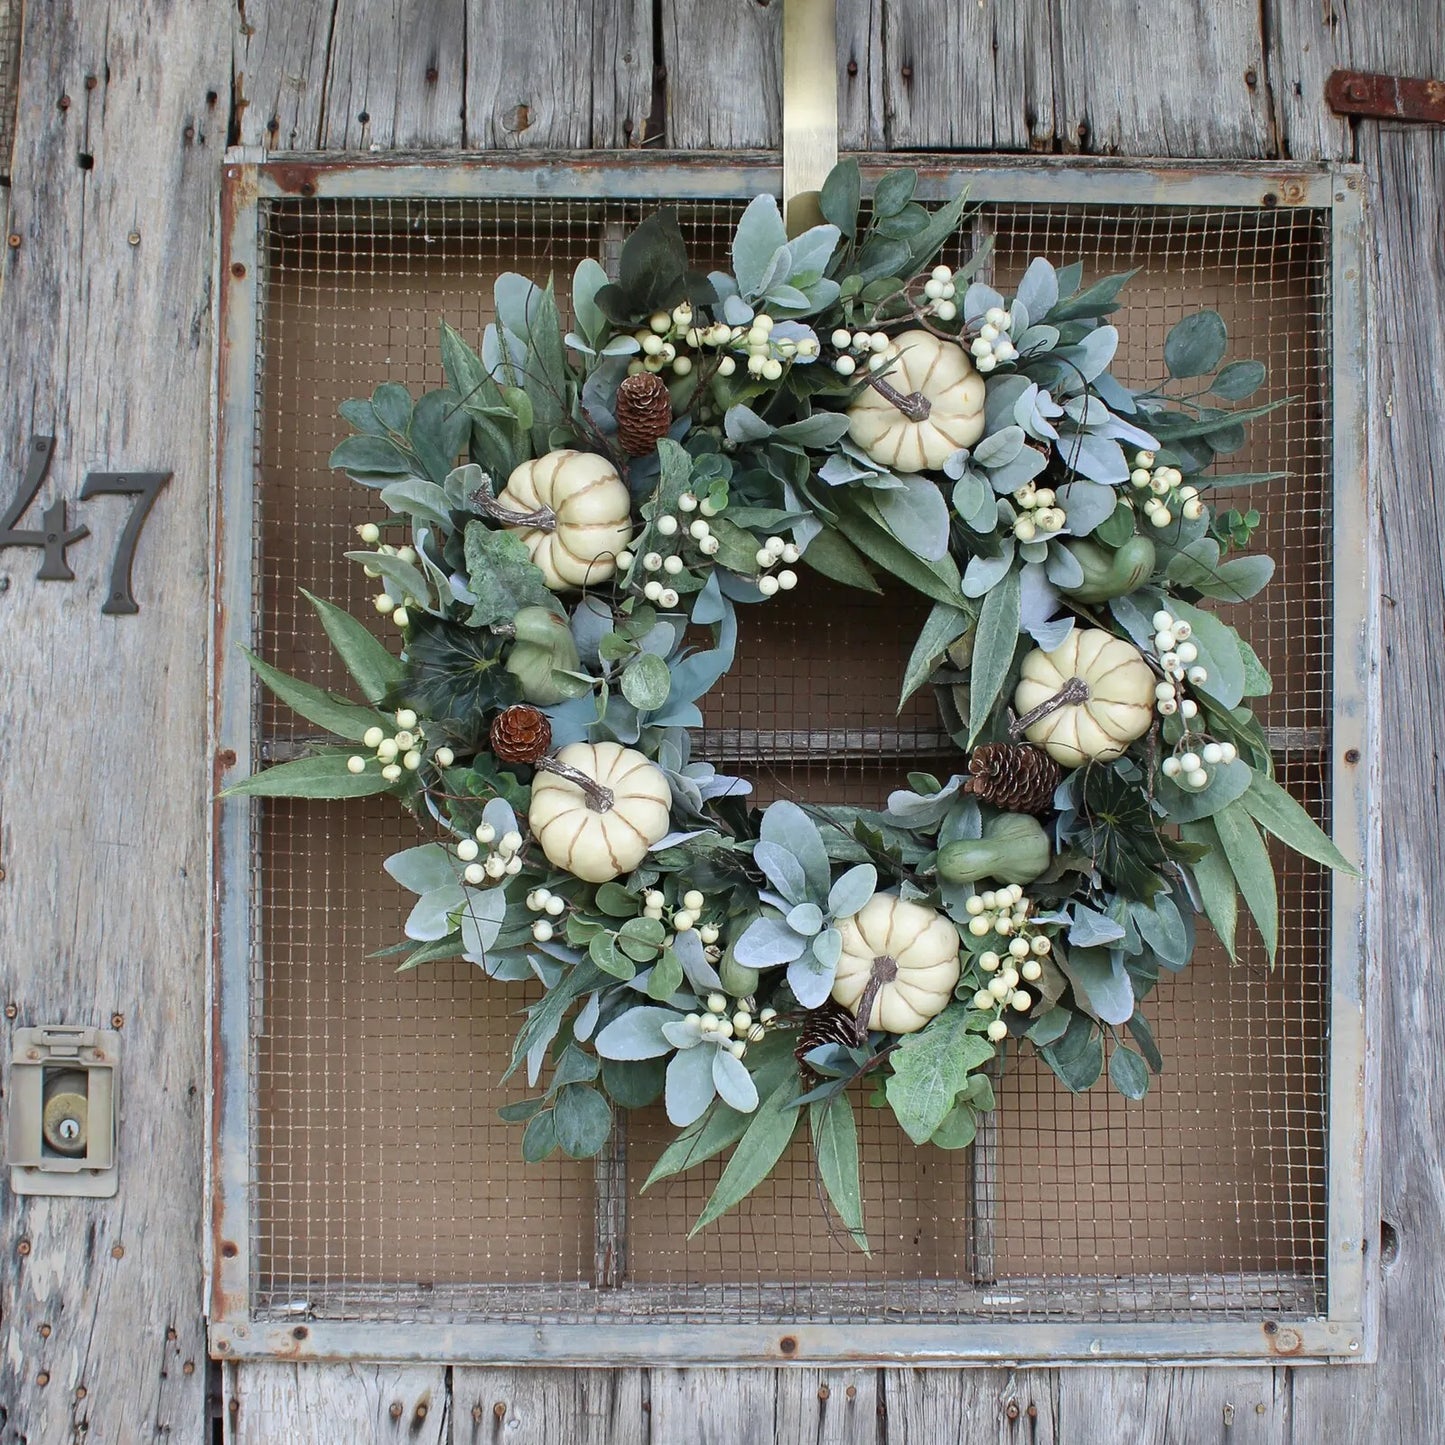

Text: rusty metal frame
xmin=208 ymin=151 xmax=1372 ymax=1366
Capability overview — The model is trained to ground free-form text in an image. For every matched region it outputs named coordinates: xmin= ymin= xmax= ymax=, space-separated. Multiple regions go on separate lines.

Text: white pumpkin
xmin=528 ymin=741 xmax=671 ymax=883
xmin=846 ymin=330 xmax=987 ymax=473
xmin=494 ymin=449 xmax=632 ymax=590
xmin=830 ymin=894 xmax=961 ymax=1034
xmin=1013 ymin=627 xmax=1155 ymax=767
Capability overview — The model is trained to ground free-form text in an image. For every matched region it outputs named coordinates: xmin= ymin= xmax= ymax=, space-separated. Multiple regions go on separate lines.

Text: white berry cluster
xmin=828 ymin=326 xmax=900 ymax=378
xmin=619 ymin=489 xmax=728 ymax=608
xmin=752 ymin=534 xmax=800 ymax=598
xmin=1011 ymin=482 xmax=1067 ymax=541
xmin=456 ymin=823 xmax=524 ymax=887
xmin=1149 ymin=608 xmax=1239 ymax=790
xmin=1129 ymin=451 xmax=1203 ymax=528
xmin=969 ymin=306 xmax=1018 ymax=374
xmin=349 ymin=708 xmax=454 ymax=782
xmin=356 ymin=530 xmax=422 ymax=629
xmin=643 ymin=887 xmax=723 ymax=946
xmin=965 ymin=887 xmax=1050 ymax=1041
xmin=919 ymin=264 xmax=960 ymax=321
xmin=627 ymin=307 xmax=821 ymax=384
xmin=685 ymin=992 xmax=779 ymax=1059
xmin=524 ymin=886 xmax=568 ymax=942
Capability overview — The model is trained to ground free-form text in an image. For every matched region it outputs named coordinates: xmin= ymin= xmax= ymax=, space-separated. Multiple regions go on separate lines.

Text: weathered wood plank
xmin=319 ymin=0 xmax=466 ymax=149
xmin=885 ymin=1368 xmax=1060 ymax=1444
xmin=234 ymin=0 xmax=334 ymax=149
xmin=451 ymin=1368 xmax=647 ymax=1444
xmin=880 ymin=0 xmax=1055 ymax=151
xmin=663 ymin=0 xmax=783 ymax=147
xmin=1053 ymin=0 xmax=1275 ymax=157
xmin=465 ymin=0 xmax=654 ymax=148
xmin=776 ymin=1369 xmax=882 ymax=1445
xmin=1265 ymin=0 xmax=1349 ymax=162
xmin=649 ymin=1368 xmax=780 ymax=1445
xmin=1286 ymin=112 xmax=1445 ymax=1445
xmin=224 ymin=1362 xmax=448 ymax=1442
xmin=837 ymin=0 xmax=884 ymax=151
xmin=0 ymin=3 xmax=225 ymax=1441
xmin=1056 ymin=1369 xmax=1287 ymax=1443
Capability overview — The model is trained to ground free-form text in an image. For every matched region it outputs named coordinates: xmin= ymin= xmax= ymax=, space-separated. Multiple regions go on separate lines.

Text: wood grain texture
xmin=1266 ymin=0 xmax=1349 ymax=162
xmin=225 ymin=1362 xmax=448 ymax=1442
xmin=0 ymin=1 xmax=226 ymax=1441
xmin=880 ymin=0 xmax=1055 ymax=150
xmin=1286 ymin=116 xmax=1445 ymax=1445
xmin=320 ymin=0 xmax=466 ymax=149
xmin=776 ymin=1369 xmax=882 ymax=1445
xmin=649 ymin=1367 xmax=781 ymax=1445
xmin=452 ymin=1368 xmax=647 ymax=1443
xmin=1054 ymin=0 xmax=1275 ymax=157
xmin=663 ymin=0 xmax=783 ymax=147
xmin=234 ymin=0 xmax=335 ymax=149
xmin=466 ymin=0 xmax=654 ymax=147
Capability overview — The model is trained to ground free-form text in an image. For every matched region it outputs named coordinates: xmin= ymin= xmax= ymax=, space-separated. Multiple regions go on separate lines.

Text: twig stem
xmin=470 ymin=478 xmax=557 ymax=532
xmin=865 ymin=374 xmax=932 ymax=422
xmin=535 ymin=755 xmax=615 ymax=813
xmin=1009 ymin=675 xmax=1091 ymax=738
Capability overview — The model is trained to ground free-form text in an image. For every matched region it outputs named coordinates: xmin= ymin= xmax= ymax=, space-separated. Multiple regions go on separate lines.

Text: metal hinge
xmin=1327 ymin=69 xmax=1445 ymax=124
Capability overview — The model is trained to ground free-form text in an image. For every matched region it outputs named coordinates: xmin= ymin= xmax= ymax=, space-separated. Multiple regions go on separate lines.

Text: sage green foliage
xmin=234 ymin=158 xmax=1359 ymax=1245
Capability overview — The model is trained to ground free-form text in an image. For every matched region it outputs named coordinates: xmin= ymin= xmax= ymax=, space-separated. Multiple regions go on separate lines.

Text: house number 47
xmin=0 ymin=434 xmax=171 ymax=615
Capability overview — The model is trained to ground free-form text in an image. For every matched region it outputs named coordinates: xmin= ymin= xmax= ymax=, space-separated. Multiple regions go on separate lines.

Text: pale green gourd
xmin=936 ymin=812 xmax=1052 ymax=885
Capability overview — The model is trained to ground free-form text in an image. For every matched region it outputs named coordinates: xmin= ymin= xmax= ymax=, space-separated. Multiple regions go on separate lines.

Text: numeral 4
xmin=0 ymin=436 xmax=89 ymax=580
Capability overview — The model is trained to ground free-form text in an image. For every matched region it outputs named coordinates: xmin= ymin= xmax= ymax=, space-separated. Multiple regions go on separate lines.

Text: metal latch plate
xmin=7 ymin=1025 xmax=120 ymax=1197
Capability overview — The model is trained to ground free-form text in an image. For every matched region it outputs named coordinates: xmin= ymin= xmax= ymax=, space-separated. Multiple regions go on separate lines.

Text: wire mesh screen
xmin=247 ymin=188 xmax=1332 ymax=1327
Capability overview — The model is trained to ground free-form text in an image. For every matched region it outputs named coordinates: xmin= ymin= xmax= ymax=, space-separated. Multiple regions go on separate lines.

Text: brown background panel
xmin=255 ymin=797 xmax=594 ymax=1309
xmin=254 ymin=197 xmax=1330 ymax=1317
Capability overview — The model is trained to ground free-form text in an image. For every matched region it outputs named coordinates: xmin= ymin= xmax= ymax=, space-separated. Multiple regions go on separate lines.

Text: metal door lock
xmin=7 ymin=1025 xmax=120 ymax=1197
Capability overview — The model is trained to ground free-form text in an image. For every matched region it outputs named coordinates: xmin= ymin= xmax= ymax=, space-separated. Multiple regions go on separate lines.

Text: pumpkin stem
xmin=470 ymin=476 xmax=558 ymax=533
xmin=866 ymin=374 xmax=933 ymax=422
xmin=853 ymin=954 xmax=900 ymax=1042
xmin=1009 ymin=674 xmax=1091 ymax=739
xmin=534 ymin=755 xmax=615 ymax=813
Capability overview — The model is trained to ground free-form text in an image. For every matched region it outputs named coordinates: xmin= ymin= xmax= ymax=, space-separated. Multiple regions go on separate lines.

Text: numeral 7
xmin=79 ymin=470 xmax=172 ymax=615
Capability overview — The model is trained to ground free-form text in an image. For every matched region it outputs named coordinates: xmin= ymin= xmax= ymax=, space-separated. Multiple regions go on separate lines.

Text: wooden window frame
xmin=209 ymin=151 xmax=1372 ymax=1366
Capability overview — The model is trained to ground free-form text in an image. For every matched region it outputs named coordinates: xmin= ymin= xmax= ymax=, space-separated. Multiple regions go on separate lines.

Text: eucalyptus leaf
xmin=689 ymin=1079 xmax=802 ymax=1234
xmin=552 ymin=1084 xmax=613 ymax=1158
xmin=621 ymin=652 xmax=672 ymax=711
xmin=221 ymin=750 xmax=395 ymax=800
xmin=1165 ymin=311 xmax=1228 ymax=379
xmin=1213 ymin=800 xmax=1279 ymax=962
xmin=241 ymin=649 xmax=386 ymax=741
xmin=1108 ymin=1046 xmax=1151 ymax=1100
xmin=1240 ymin=772 xmax=1358 ymax=876
xmin=968 ymin=568 xmax=1021 ymax=744
xmin=303 ymin=589 xmax=403 ymax=705
xmin=811 ymin=1096 xmax=870 ymax=1252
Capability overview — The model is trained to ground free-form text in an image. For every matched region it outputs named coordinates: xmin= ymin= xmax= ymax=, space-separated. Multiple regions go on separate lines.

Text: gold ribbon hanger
xmin=782 ymin=0 xmax=839 ymax=237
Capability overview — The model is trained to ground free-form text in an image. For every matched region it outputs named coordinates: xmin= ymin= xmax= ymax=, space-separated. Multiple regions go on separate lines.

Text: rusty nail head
xmin=230 ymin=262 xmax=247 ymax=279
xmin=110 ymin=1244 xmax=124 ymax=1259
xmin=1006 ymin=1401 xmax=1021 ymax=1420
xmin=17 ymin=1239 xmax=31 ymax=1255
xmin=389 ymin=1402 xmax=403 ymax=1420
xmin=84 ymin=75 xmax=97 ymax=90
xmin=4 ymin=1003 xmax=16 ymax=1019
xmin=38 ymin=1323 xmax=51 ymax=1337
xmin=472 ymin=1405 xmax=484 ymax=1423
xmin=222 ymin=1240 xmax=239 ymax=1258
xmin=8 ymin=234 xmax=21 ymax=249
xmin=415 ymin=1404 xmax=428 ymax=1421
xmin=817 ymin=1384 xmax=830 ymax=1401
xmin=292 ymin=1325 xmax=308 ymax=1340
xmin=111 ymin=1013 xmax=124 ymax=1028
xmin=26 ymin=1048 xmax=40 ymax=1059
xmin=217 ymin=748 xmax=238 ymax=768
xmin=845 ymin=1385 xmax=857 ymax=1400
xmin=36 ymin=1371 xmax=49 ymax=1387
xmin=1348 ymin=79 xmax=1369 ymax=100
xmin=1027 ymin=1404 xmax=1038 ymax=1419
xmin=215 ymin=1339 xmax=229 ymax=1354
xmin=1264 ymin=1320 xmax=1278 ymax=1333
xmin=75 ymin=1386 xmax=87 ymax=1400
xmin=779 ymin=1335 xmax=798 ymax=1355
xmin=1345 ymin=748 xmax=1360 ymax=764
xmin=229 ymin=1398 xmax=240 ymax=1413
xmin=58 ymin=95 xmax=70 ymax=110
xmin=127 ymin=232 xmax=140 ymax=247
xmin=493 ymin=1402 xmax=507 ymax=1419
xmin=183 ymin=1360 xmax=195 ymax=1375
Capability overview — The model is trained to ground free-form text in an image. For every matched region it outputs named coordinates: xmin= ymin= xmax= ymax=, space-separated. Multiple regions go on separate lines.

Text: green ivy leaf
xmin=885 ymin=1005 xmax=995 ymax=1145
xmin=463 ymin=522 xmax=555 ymax=629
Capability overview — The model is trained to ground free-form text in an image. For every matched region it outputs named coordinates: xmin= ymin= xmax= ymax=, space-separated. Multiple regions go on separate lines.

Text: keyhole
xmin=56 ymin=1117 xmax=80 ymax=1142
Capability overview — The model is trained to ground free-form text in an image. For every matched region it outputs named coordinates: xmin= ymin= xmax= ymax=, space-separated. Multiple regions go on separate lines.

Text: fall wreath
xmin=231 ymin=163 xmax=1355 ymax=1245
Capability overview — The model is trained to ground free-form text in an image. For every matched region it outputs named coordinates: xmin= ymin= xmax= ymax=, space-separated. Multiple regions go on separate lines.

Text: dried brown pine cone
xmin=614 ymin=372 xmax=673 ymax=457
xmin=490 ymin=704 xmax=552 ymax=765
xmin=795 ymin=998 xmax=866 ymax=1079
xmin=963 ymin=742 xmax=1061 ymax=815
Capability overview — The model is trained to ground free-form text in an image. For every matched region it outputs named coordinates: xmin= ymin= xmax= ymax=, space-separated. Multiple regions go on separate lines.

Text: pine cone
xmin=795 ymin=999 xmax=865 ymax=1078
xmin=963 ymin=742 xmax=1061 ymax=815
xmin=615 ymin=372 xmax=673 ymax=457
xmin=490 ymin=704 xmax=552 ymax=765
